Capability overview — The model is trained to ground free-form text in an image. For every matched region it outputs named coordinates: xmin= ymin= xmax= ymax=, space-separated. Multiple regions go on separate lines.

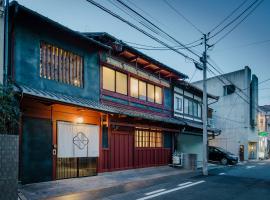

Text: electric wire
xmin=163 ymin=0 xmax=203 ymax=34
xmin=209 ymin=0 xmax=248 ymax=33
xmin=212 ymin=0 xmax=264 ymax=45
xmin=85 ymin=0 xmax=200 ymax=65
xmin=115 ymin=0 xmax=201 ymax=58
xmin=127 ymin=43 xmax=203 ymax=51
xmin=123 ymin=39 xmax=203 ymax=49
xmin=209 ymin=0 xmax=259 ymax=40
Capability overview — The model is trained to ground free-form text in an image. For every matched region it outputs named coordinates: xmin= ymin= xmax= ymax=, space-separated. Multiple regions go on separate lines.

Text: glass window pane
xmin=193 ymin=101 xmax=198 ymax=117
xmin=116 ymin=71 xmax=127 ymax=95
xmin=188 ymin=100 xmax=193 ymax=115
xmin=198 ymin=104 xmax=202 ymax=118
xmin=155 ymin=86 xmax=162 ymax=104
xmin=184 ymin=98 xmax=189 ymax=114
xmin=147 ymin=84 xmax=155 ymax=103
xmin=139 ymin=81 xmax=147 ymax=101
xmin=130 ymin=77 xmax=139 ymax=98
xmin=103 ymin=67 xmax=115 ymax=92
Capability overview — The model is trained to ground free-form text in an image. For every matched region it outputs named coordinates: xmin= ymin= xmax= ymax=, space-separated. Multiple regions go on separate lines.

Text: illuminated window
xmin=139 ymin=81 xmax=147 ymax=100
xmin=135 ymin=129 xmax=163 ymax=148
xmin=147 ymin=84 xmax=155 ymax=103
xmin=40 ymin=42 xmax=83 ymax=87
xmin=130 ymin=77 xmax=139 ymax=98
xmin=155 ymin=86 xmax=162 ymax=104
xmin=103 ymin=66 xmax=115 ymax=92
xmin=116 ymin=71 xmax=127 ymax=95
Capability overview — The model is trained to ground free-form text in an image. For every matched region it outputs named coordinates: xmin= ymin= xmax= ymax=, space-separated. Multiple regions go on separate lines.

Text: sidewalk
xmin=19 ymin=166 xmax=195 ymax=200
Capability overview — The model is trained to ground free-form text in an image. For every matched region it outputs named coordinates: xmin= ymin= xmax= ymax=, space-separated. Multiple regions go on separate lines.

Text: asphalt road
xmin=49 ymin=160 xmax=270 ymax=200
xmin=105 ymin=160 xmax=270 ymax=200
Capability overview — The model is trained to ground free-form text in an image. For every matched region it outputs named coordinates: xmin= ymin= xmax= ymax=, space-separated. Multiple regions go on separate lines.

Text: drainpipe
xmin=3 ymin=0 xmax=9 ymax=86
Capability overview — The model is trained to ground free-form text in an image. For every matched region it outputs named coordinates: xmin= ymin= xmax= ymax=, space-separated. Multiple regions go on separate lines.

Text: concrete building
xmin=0 ymin=0 xmax=4 ymax=84
xmin=193 ymin=66 xmax=259 ymax=161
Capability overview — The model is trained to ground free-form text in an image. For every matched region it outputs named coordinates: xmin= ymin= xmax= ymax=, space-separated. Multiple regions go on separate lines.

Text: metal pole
xmin=202 ymin=34 xmax=208 ymax=176
xmin=3 ymin=0 xmax=9 ymax=86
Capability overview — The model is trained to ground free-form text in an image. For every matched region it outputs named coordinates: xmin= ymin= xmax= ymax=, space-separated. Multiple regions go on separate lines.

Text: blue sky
xmin=16 ymin=0 xmax=270 ymax=105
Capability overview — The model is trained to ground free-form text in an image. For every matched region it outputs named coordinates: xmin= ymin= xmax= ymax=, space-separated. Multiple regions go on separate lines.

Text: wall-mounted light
xmin=75 ymin=117 xmax=84 ymax=124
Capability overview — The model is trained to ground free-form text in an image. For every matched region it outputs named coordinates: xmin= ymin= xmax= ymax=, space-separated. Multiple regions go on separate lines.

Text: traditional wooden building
xmin=8 ymin=2 xmax=219 ymax=184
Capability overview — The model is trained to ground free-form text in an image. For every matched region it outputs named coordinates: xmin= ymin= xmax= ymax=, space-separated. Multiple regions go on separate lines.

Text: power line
xmin=123 ymin=39 xmax=202 ymax=49
xmin=85 ymin=0 xmax=200 ymax=65
xmin=125 ymin=0 xmax=172 ymax=31
xmin=209 ymin=0 xmax=259 ymax=40
xmin=126 ymin=42 xmax=203 ymax=51
xmin=209 ymin=0 xmax=248 ymax=33
xmin=115 ymin=0 xmax=201 ymax=58
xmin=214 ymin=39 xmax=270 ymax=52
xmin=212 ymin=0 xmax=264 ymax=45
xmin=163 ymin=0 xmax=203 ymax=34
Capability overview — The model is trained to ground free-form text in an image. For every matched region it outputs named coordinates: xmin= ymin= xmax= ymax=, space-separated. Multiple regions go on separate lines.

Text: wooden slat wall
xmin=40 ymin=42 xmax=83 ymax=87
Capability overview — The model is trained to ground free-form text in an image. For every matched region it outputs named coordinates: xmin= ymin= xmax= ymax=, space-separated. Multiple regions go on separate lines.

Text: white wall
xmin=193 ymin=67 xmax=259 ymax=160
xmin=177 ymin=133 xmax=203 ymax=167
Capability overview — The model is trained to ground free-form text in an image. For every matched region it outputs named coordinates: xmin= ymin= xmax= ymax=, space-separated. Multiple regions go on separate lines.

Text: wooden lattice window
xmin=40 ymin=42 xmax=83 ymax=87
xmin=135 ymin=129 xmax=163 ymax=148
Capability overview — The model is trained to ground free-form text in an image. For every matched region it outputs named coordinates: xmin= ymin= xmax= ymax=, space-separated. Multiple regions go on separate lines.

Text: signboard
xmin=258 ymin=131 xmax=269 ymax=137
xmin=57 ymin=121 xmax=99 ymax=158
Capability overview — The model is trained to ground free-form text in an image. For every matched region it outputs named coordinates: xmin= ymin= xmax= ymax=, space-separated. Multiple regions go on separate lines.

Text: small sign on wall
xmin=57 ymin=121 xmax=99 ymax=158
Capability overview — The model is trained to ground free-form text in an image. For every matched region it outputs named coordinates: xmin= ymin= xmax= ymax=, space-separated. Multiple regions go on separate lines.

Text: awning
xmin=183 ymin=119 xmax=221 ymax=134
xmin=16 ymin=84 xmax=185 ymax=126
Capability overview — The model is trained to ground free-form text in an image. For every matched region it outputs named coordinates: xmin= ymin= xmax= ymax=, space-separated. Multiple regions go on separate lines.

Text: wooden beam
xmin=130 ymin=56 xmax=138 ymax=62
xmin=143 ymin=63 xmax=152 ymax=69
xmin=110 ymin=121 xmax=181 ymax=132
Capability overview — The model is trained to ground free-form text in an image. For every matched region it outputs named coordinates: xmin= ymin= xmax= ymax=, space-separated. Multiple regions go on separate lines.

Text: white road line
xmin=178 ymin=181 xmax=193 ymax=187
xmin=145 ymin=189 xmax=166 ymax=196
xmin=246 ymin=165 xmax=255 ymax=169
xmin=219 ymin=173 xmax=226 ymax=175
xmin=258 ymin=163 xmax=266 ymax=165
xmin=136 ymin=180 xmax=205 ymax=200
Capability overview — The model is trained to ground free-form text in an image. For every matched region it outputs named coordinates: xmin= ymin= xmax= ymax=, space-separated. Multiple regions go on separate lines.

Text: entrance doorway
xmin=239 ymin=145 xmax=244 ymax=161
xmin=110 ymin=130 xmax=134 ymax=170
xmin=56 ymin=121 xmax=99 ymax=179
xmin=248 ymin=142 xmax=257 ymax=160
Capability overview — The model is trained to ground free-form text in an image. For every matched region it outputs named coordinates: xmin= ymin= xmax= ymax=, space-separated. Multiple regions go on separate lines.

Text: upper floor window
xmin=224 ymin=84 xmax=235 ymax=96
xmin=102 ymin=66 xmax=163 ymax=105
xmin=175 ymin=96 xmax=183 ymax=112
xmin=40 ymin=42 xmax=83 ymax=87
xmin=102 ymin=66 xmax=128 ymax=95
xmin=181 ymin=96 xmax=201 ymax=118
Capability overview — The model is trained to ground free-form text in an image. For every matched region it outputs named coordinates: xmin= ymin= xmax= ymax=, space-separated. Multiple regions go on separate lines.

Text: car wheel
xmin=221 ymin=158 xmax=228 ymax=165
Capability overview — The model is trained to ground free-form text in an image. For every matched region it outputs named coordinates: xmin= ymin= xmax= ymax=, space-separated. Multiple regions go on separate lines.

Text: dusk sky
xmin=16 ymin=0 xmax=270 ymax=105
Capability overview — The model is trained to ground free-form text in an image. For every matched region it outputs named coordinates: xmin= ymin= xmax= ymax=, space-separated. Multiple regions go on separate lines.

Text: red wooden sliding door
xmin=110 ymin=130 xmax=134 ymax=170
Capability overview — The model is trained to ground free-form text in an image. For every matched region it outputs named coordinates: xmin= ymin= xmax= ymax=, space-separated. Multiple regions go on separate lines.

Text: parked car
xmin=208 ymin=146 xmax=238 ymax=165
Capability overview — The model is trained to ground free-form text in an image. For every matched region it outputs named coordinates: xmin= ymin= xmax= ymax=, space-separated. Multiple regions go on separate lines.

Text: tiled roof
xmin=16 ymin=84 xmax=185 ymax=126
xmin=15 ymin=84 xmax=220 ymax=133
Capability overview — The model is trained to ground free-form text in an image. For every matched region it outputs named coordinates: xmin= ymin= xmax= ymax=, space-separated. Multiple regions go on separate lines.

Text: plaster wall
xmin=194 ymin=67 xmax=259 ymax=160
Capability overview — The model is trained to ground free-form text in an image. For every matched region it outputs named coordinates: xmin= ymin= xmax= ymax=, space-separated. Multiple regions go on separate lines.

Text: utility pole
xmin=3 ymin=0 xmax=8 ymax=85
xmin=202 ymin=33 xmax=208 ymax=176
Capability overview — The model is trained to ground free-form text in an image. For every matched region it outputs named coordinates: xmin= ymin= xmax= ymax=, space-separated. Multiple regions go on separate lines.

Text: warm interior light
xmin=74 ymin=79 xmax=79 ymax=86
xmin=75 ymin=117 xmax=84 ymax=123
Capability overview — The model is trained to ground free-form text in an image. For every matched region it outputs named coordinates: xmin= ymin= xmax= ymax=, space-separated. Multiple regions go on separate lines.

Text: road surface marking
xmin=178 ymin=181 xmax=193 ymax=187
xmin=258 ymin=163 xmax=266 ymax=165
xmin=145 ymin=189 xmax=166 ymax=196
xmin=246 ymin=165 xmax=255 ymax=169
xmin=136 ymin=180 xmax=205 ymax=200
xmin=219 ymin=173 xmax=226 ymax=175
